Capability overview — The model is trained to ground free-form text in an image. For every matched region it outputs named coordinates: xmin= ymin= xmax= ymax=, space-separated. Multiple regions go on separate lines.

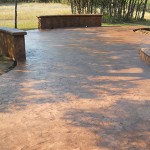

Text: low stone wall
xmin=0 ymin=27 xmax=27 ymax=62
xmin=38 ymin=15 xmax=103 ymax=29
xmin=139 ymin=48 xmax=150 ymax=65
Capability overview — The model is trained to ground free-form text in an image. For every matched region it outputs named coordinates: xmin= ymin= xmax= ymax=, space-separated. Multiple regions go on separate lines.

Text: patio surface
xmin=0 ymin=27 xmax=150 ymax=150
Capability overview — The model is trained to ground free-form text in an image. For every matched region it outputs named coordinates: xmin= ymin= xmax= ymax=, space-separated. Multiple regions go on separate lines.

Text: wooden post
xmin=15 ymin=0 xmax=17 ymax=29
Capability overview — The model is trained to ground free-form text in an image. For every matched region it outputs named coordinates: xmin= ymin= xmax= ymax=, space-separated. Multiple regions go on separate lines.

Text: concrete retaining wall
xmin=38 ymin=15 xmax=103 ymax=29
xmin=0 ymin=27 xmax=27 ymax=62
xmin=140 ymin=48 xmax=150 ymax=65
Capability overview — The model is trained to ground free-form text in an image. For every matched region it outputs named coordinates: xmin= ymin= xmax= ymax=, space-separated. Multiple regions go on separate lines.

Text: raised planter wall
xmin=140 ymin=48 xmax=150 ymax=65
xmin=38 ymin=15 xmax=103 ymax=29
xmin=0 ymin=27 xmax=27 ymax=62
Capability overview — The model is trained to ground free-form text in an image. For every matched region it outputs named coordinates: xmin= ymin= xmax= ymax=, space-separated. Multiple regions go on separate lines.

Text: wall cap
xmin=37 ymin=14 xmax=103 ymax=18
xmin=0 ymin=27 xmax=27 ymax=36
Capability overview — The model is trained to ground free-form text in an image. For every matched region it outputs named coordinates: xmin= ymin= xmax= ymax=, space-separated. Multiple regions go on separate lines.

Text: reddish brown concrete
xmin=0 ymin=27 xmax=150 ymax=150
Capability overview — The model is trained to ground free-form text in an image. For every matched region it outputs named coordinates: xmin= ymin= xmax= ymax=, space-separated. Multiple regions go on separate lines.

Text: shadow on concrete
xmin=63 ymin=99 xmax=150 ymax=149
xmin=0 ymin=27 xmax=150 ymax=113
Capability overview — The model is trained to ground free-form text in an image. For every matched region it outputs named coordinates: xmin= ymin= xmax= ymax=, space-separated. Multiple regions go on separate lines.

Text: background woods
xmin=70 ymin=0 xmax=149 ymax=21
xmin=1 ymin=0 xmax=149 ymax=21
xmin=0 ymin=0 xmax=150 ymax=29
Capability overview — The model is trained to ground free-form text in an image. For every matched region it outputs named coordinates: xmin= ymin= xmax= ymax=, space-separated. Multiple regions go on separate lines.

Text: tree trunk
xmin=141 ymin=0 xmax=148 ymax=20
xmin=15 ymin=0 xmax=17 ymax=28
xmin=126 ymin=0 xmax=132 ymax=20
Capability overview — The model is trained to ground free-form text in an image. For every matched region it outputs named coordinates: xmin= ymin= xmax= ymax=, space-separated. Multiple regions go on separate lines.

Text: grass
xmin=0 ymin=3 xmax=71 ymax=30
xmin=103 ymin=19 xmax=150 ymax=27
xmin=0 ymin=2 xmax=150 ymax=30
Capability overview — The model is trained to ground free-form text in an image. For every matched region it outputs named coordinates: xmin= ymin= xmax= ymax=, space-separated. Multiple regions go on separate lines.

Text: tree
xmin=141 ymin=0 xmax=148 ymax=20
xmin=70 ymin=0 xmax=149 ymax=22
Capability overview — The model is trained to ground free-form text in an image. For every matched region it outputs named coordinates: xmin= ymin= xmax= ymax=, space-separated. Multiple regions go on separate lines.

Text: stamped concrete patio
xmin=0 ymin=27 xmax=150 ymax=150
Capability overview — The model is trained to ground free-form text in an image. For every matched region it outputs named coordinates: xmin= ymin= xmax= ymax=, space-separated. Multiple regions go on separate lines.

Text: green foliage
xmin=70 ymin=0 xmax=149 ymax=21
xmin=1 ymin=0 xmax=62 ymax=2
xmin=1 ymin=0 xmax=149 ymax=22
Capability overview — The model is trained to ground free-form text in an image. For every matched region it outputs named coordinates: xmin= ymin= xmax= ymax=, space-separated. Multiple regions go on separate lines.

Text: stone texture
xmin=0 ymin=27 xmax=27 ymax=62
xmin=0 ymin=27 xmax=27 ymax=35
xmin=0 ymin=27 xmax=150 ymax=150
xmin=140 ymin=48 xmax=150 ymax=65
xmin=38 ymin=15 xmax=103 ymax=29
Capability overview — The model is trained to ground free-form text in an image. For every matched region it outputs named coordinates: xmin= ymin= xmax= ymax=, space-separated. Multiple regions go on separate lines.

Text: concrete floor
xmin=0 ymin=27 xmax=150 ymax=150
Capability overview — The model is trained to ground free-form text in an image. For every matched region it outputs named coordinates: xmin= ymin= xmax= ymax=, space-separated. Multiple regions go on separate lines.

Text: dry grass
xmin=0 ymin=3 xmax=150 ymax=30
xmin=145 ymin=12 xmax=150 ymax=19
xmin=0 ymin=3 xmax=71 ymax=29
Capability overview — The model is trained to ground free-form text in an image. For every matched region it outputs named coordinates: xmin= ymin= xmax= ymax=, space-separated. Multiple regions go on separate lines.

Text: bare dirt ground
xmin=0 ymin=27 xmax=150 ymax=150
